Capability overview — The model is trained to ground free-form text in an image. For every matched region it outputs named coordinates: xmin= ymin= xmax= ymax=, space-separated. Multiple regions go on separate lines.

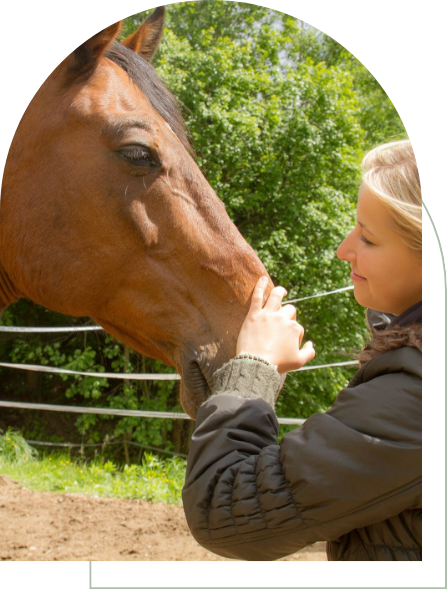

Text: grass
xmin=0 ymin=429 xmax=186 ymax=504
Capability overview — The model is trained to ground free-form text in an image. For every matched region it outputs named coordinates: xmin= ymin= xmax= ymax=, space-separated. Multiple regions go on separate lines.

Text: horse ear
xmin=71 ymin=21 xmax=122 ymax=72
xmin=121 ymin=6 xmax=165 ymax=62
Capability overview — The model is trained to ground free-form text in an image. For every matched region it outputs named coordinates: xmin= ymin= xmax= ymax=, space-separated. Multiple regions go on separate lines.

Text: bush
xmin=0 ymin=428 xmax=38 ymax=464
xmin=0 ymin=447 xmax=186 ymax=504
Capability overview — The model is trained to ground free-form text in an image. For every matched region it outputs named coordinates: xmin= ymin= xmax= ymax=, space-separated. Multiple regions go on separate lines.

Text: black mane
xmin=106 ymin=42 xmax=193 ymax=156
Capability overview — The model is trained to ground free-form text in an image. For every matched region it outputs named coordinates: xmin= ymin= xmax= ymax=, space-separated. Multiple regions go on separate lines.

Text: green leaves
xmin=0 ymin=448 xmax=186 ymax=504
xmin=0 ymin=428 xmax=38 ymax=464
xmin=0 ymin=1 xmax=405 ymax=449
xmin=149 ymin=1 xmax=399 ymax=424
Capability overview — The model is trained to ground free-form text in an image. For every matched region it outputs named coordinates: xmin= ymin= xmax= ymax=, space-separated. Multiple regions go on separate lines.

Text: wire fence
xmin=24 ymin=438 xmax=187 ymax=458
xmin=0 ymin=284 xmax=357 ymax=436
xmin=0 ymin=325 xmax=103 ymax=333
xmin=0 ymin=399 xmax=307 ymax=425
xmin=0 ymin=286 xmax=354 ymax=334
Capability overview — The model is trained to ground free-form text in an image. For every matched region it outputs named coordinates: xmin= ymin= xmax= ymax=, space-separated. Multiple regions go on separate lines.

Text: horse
xmin=0 ymin=7 xmax=273 ymax=419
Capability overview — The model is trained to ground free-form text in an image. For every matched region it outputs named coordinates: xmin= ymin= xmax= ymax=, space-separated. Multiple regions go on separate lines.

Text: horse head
xmin=0 ymin=7 xmax=273 ymax=418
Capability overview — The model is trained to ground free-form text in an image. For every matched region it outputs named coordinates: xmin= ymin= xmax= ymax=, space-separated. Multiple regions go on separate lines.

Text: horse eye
xmin=118 ymin=145 xmax=161 ymax=168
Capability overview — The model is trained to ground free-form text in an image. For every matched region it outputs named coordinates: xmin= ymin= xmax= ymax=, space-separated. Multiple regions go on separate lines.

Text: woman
xmin=182 ymin=140 xmax=422 ymax=561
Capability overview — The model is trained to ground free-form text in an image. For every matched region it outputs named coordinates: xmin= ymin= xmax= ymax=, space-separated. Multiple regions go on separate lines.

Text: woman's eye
xmin=118 ymin=145 xmax=161 ymax=168
xmin=361 ymin=235 xmax=374 ymax=245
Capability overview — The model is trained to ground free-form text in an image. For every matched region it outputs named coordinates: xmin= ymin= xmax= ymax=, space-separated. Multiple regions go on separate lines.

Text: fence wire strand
xmin=0 ymin=400 xmax=306 ymax=425
xmin=0 ymin=284 xmax=356 ymax=428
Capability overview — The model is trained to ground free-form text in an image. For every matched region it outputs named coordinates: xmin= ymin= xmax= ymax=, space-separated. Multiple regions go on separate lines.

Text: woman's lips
xmin=351 ymin=270 xmax=367 ymax=282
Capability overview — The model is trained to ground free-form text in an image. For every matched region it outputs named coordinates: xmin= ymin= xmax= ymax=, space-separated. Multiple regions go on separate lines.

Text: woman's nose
xmin=337 ymin=231 xmax=355 ymax=262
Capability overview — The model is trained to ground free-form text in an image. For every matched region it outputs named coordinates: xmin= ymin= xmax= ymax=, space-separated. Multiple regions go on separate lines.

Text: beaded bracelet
xmin=234 ymin=353 xmax=278 ymax=371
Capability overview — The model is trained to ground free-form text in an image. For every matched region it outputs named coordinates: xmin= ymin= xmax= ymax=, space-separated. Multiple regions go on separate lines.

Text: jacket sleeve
xmin=182 ymin=348 xmax=422 ymax=561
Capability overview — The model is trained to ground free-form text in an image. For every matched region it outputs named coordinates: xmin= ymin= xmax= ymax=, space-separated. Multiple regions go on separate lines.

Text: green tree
xmin=1 ymin=1 xmax=407 ymax=452
xmin=147 ymin=1 xmax=392 ymax=420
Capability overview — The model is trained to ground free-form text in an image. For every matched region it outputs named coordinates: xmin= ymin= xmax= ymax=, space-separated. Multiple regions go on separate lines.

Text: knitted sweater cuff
xmin=210 ymin=358 xmax=284 ymax=409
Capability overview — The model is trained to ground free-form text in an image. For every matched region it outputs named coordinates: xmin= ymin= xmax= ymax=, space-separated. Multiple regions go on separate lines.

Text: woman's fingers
xmin=299 ymin=340 xmax=315 ymax=364
xmin=249 ymin=276 xmax=269 ymax=314
xmin=264 ymin=286 xmax=287 ymax=312
xmin=240 ymin=279 xmax=315 ymax=373
xmin=250 ymin=280 xmax=290 ymax=314
xmin=281 ymin=304 xmax=297 ymax=320
xmin=279 ymin=340 xmax=315 ymax=373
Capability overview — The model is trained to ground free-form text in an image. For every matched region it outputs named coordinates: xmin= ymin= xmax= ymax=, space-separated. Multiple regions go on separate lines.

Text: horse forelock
xmin=105 ymin=42 xmax=194 ymax=158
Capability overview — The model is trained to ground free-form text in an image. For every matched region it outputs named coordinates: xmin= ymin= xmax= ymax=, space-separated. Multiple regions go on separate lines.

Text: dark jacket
xmin=182 ymin=311 xmax=422 ymax=561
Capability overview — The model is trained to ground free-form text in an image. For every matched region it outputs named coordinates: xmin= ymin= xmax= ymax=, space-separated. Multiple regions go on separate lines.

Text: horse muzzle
xmin=179 ymin=351 xmax=226 ymax=419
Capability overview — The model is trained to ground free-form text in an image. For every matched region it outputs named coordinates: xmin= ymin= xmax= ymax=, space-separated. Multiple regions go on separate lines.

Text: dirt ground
xmin=0 ymin=475 xmax=326 ymax=561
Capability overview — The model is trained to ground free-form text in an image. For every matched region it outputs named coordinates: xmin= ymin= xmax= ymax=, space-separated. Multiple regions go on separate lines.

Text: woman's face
xmin=337 ymin=185 xmax=422 ymax=315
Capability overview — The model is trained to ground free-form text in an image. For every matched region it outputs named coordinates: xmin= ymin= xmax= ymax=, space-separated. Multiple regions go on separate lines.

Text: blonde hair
xmin=361 ymin=140 xmax=422 ymax=252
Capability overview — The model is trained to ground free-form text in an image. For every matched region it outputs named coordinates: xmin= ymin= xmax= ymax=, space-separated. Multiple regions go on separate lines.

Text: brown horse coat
xmin=0 ymin=8 xmax=272 ymax=417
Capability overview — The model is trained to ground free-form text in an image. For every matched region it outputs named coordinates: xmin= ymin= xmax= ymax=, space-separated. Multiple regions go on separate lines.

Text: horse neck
xmin=0 ymin=262 xmax=19 ymax=311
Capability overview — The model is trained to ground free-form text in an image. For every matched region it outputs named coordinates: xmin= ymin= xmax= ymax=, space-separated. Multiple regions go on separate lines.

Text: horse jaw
xmin=0 ymin=14 xmax=273 ymax=421
xmin=0 ymin=262 xmax=21 ymax=311
xmin=179 ymin=365 xmax=209 ymax=419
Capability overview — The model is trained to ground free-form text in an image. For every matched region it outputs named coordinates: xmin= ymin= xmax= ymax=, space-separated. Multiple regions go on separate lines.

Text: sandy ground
xmin=0 ymin=475 xmax=326 ymax=561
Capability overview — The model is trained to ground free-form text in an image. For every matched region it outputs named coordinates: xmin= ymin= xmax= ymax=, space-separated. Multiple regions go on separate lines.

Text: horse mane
xmin=105 ymin=42 xmax=194 ymax=157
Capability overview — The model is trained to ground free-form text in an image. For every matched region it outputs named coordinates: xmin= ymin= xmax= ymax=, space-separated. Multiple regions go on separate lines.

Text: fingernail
xmin=260 ymin=276 xmax=268 ymax=286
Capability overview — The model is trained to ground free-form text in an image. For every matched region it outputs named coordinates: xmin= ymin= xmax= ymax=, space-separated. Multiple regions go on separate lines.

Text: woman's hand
xmin=236 ymin=276 xmax=315 ymax=373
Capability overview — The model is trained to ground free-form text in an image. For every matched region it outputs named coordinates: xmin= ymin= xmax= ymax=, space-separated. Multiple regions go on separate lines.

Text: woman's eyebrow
xmin=358 ymin=220 xmax=377 ymax=237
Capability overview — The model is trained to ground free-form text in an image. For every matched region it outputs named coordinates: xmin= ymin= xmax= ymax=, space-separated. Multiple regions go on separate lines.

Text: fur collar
xmin=358 ymin=321 xmax=422 ymax=366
